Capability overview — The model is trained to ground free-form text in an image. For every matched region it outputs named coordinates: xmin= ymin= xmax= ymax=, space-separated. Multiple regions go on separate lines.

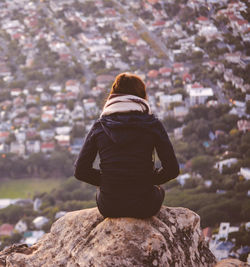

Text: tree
xmin=183 ymin=119 xmax=210 ymax=139
xmin=8 ymin=80 xmax=26 ymax=89
xmin=214 ymin=15 xmax=229 ymax=27
xmin=64 ymin=21 xmax=82 ymax=37
xmin=190 ymin=155 xmax=214 ymax=176
xmin=0 ymin=205 xmax=24 ymax=224
xmin=37 ymin=38 xmax=49 ymax=52
xmin=191 ymin=51 xmax=203 ymax=60
xmin=229 ymin=226 xmax=250 ymax=250
xmin=163 ymin=116 xmax=182 ymax=131
xmin=246 ymin=100 xmax=250 ymax=114
xmin=195 ymin=36 xmax=206 ymax=48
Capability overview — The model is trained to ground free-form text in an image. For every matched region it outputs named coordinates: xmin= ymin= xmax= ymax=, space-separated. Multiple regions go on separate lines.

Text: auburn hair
xmin=109 ymin=73 xmax=147 ymax=100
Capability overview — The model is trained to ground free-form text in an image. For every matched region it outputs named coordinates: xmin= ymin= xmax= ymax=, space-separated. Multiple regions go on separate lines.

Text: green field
xmin=0 ymin=178 xmax=62 ymax=199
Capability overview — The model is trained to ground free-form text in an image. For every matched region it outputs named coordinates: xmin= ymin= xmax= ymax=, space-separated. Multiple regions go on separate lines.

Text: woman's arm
xmin=74 ymin=123 xmax=101 ymax=186
xmin=153 ymin=120 xmax=179 ymax=185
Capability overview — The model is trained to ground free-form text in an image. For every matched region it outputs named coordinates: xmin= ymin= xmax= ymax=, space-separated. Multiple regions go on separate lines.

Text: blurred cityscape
xmin=0 ymin=0 xmax=249 ymax=262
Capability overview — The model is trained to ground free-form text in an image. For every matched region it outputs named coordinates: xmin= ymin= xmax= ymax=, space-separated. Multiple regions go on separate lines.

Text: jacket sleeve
xmin=74 ymin=122 xmax=101 ymax=186
xmin=153 ymin=120 xmax=179 ymax=185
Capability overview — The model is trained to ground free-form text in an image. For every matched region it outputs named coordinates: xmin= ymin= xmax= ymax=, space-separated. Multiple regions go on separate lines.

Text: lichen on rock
xmin=1 ymin=206 xmax=217 ymax=267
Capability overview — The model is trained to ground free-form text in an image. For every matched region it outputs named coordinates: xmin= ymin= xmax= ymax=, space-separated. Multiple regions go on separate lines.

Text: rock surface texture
xmin=215 ymin=259 xmax=250 ymax=267
xmin=1 ymin=206 xmax=218 ymax=267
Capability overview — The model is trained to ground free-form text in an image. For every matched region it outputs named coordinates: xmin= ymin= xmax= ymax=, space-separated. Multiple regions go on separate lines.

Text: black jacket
xmin=74 ymin=112 xmax=179 ymax=217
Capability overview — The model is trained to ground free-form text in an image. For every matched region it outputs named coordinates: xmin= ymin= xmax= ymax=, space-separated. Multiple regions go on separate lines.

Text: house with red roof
xmin=65 ymin=80 xmax=80 ymax=94
xmin=202 ymin=227 xmax=212 ymax=242
xmin=41 ymin=113 xmax=54 ymax=122
xmin=197 ymin=16 xmax=209 ymax=25
xmin=96 ymin=75 xmax=114 ymax=88
xmin=147 ymin=0 xmax=159 ymax=4
xmin=41 ymin=142 xmax=55 ymax=153
xmin=0 ymin=224 xmax=14 ymax=236
xmin=173 ymin=63 xmax=184 ymax=73
xmin=182 ymin=73 xmax=193 ymax=83
xmin=55 ymin=135 xmax=70 ymax=147
xmin=53 ymin=92 xmax=66 ymax=102
xmin=159 ymin=67 xmax=172 ymax=77
xmin=147 ymin=70 xmax=159 ymax=79
xmin=152 ymin=20 xmax=165 ymax=27
xmin=10 ymin=88 xmax=22 ymax=97
xmin=0 ymin=131 xmax=10 ymax=143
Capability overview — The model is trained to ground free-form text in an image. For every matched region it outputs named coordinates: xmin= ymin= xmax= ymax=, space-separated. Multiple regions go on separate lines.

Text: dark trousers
xmin=95 ymin=185 xmax=165 ymax=218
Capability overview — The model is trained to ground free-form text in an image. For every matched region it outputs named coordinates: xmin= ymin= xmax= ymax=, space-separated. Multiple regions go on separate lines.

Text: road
xmin=113 ymin=0 xmax=170 ymax=60
xmin=37 ymin=2 xmax=95 ymax=92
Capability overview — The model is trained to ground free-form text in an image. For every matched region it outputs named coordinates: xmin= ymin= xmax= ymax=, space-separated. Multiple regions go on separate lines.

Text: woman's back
xmin=74 ymin=73 xmax=179 ymax=218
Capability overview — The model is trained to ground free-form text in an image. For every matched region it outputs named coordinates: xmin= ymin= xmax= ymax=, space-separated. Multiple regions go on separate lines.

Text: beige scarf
xmin=100 ymin=94 xmax=152 ymax=117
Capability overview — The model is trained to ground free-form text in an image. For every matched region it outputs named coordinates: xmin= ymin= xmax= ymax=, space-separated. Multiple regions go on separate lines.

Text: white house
xmin=32 ymin=216 xmax=49 ymax=229
xmin=199 ymin=25 xmax=219 ymax=40
xmin=174 ymin=126 xmax=184 ymax=140
xmin=15 ymin=129 xmax=26 ymax=143
xmin=240 ymin=167 xmax=250 ymax=180
xmin=189 ymin=88 xmax=214 ymax=106
xmin=0 ymin=199 xmax=19 ymax=209
xmin=217 ymin=222 xmax=239 ymax=241
xmin=71 ymin=105 xmax=84 ymax=120
xmin=55 ymin=135 xmax=70 ymax=147
xmin=159 ymin=94 xmax=183 ymax=110
xmin=55 ymin=211 xmax=67 ymax=220
xmin=0 ymin=143 xmax=9 ymax=153
xmin=225 ymin=52 xmax=241 ymax=64
xmin=10 ymin=142 xmax=25 ymax=156
xmin=15 ymin=220 xmax=27 ymax=233
xmin=177 ymin=173 xmax=191 ymax=186
xmin=65 ymin=80 xmax=80 ymax=94
xmin=33 ymin=198 xmax=42 ymax=212
xmin=55 ymin=126 xmax=72 ymax=135
xmin=214 ymin=158 xmax=238 ymax=173
xmin=83 ymin=99 xmax=99 ymax=118
xmin=23 ymin=230 xmax=45 ymax=246
xmin=39 ymin=129 xmax=55 ymax=141
xmin=26 ymin=140 xmax=41 ymax=154
xmin=49 ymin=83 xmax=62 ymax=92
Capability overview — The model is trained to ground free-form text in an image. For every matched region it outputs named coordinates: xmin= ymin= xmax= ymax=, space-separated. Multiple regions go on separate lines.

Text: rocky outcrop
xmin=1 ymin=206 xmax=217 ymax=267
xmin=215 ymin=259 xmax=250 ymax=267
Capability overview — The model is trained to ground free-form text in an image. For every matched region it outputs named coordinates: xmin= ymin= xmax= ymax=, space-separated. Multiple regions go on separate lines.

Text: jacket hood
xmin=99 ymin=113 xmax=159 ymax=145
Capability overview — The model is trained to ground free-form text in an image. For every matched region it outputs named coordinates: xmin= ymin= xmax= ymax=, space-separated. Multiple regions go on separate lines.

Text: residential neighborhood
xmin=0 ymin=0 xmax=250 ymax=262
xmin=0 ymin=0 xmax=249 ymax=159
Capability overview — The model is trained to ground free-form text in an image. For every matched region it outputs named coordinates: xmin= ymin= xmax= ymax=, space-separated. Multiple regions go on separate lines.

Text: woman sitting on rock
xmin=74 ymin=73 xmax=179 ymax=218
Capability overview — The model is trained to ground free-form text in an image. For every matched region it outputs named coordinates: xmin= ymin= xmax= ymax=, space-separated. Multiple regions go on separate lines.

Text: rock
xmin=1 ymin=206 xmax=217 ymax=267
xmin=215 ymin=259 xmax=250 ymax=267
xmin=0 ymin=244 xmax=34 ymax=267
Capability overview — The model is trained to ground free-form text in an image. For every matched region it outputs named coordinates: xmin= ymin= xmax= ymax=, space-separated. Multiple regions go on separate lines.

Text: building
xmin=15 ymin=220 xmax=28 ymax=233
xmin=41 ymin=142 xmax=55 ymax=153
xmin=10 ymin=142 xmax=25 ymax=156
xmin=217 ymin=222 xmax=239 ymax=241
xmin=159 ymin=94 xmax=183 ymax=110
xmin=32 ymin=216 xmax=49 ymax=229
xmin=214 ymin=158 xmax=238 ymax=173
xmin=237 ymin=120 xmax=250 ymax=132
xmin=23 ymin=230 xmax=45 ymax=246
xmin=240 ymin=167 xmax=250 ymax=180
xmin=0 ymin=223 xmax=14 ymax=236
xmin=177 ymin=173 xmax=191 ymax=186
xmin=189 ymin=88 xmax=214 ymax=106
xmin=26 ymin=140 xmax=41 ymax=154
